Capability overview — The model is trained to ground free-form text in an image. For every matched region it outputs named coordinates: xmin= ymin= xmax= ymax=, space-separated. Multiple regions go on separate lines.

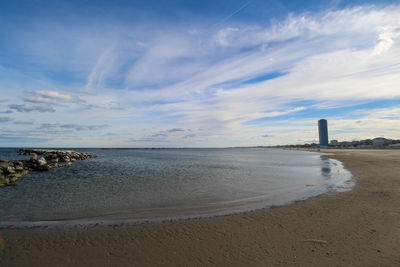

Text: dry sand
xmin=1 ymin=149 xmax=400 ymax=266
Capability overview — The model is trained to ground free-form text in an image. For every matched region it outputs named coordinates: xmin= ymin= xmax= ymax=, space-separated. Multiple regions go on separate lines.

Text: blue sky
xmin=0 ymin=0 xmax=400 ymax=147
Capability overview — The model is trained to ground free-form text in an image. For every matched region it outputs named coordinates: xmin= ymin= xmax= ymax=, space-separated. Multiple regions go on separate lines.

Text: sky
xmin=0 ymin=0 xmax=399 ymax=147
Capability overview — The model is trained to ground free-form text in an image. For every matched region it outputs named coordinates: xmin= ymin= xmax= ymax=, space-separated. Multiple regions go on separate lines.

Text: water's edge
xmin=0 ymin=149 xmax=354 ymax=229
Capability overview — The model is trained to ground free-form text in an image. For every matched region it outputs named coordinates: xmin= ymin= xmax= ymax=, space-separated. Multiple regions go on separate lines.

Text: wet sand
xmin=1 ymin=149 xmax=400 ymax=266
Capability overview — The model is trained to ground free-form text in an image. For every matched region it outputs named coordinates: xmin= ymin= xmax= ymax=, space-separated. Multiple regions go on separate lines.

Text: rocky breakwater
xmin=0 ymin=149 xmax=95 ymax=187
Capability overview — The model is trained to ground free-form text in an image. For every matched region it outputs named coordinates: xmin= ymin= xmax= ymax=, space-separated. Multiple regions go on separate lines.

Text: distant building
xmin=372 ymin=137 xmax=391 ymax=147
xmin=318 ymin=119 xmax=329 ymax=147
xmin=339 ymin=141 xmax=352 ymax=148
xmin=389 ymin=143 xmax=400 ymax=148
xmin=330 ymin=140 xmax=338 ymax=146
xmin=351 ymin=140 xmax=360 ymax=146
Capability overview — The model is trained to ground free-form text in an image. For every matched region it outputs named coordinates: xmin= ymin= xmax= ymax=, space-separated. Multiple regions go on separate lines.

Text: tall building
xmin=318 ymin=119 xmax=329 ymax=147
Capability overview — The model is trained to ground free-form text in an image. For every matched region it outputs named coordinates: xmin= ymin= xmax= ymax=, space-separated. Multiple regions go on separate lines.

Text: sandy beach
xmin=1 ymin=149 xmax=400 ymax=266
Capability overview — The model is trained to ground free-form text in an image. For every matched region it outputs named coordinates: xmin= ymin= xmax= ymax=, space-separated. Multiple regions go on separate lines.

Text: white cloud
xmin=24 ymin=90 xmax=82 ymax=104
xmin=373 ymin=25 xmax=400 ymax=55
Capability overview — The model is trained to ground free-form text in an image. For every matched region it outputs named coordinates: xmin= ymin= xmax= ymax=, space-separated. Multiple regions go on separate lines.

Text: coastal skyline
xmin=1 ymin=0 xmax=400 ymax=147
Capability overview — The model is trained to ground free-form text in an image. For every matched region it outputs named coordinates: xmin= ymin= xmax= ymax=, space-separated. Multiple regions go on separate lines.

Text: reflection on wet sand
xmin=320 ymin=156 xmax=332 ymax=178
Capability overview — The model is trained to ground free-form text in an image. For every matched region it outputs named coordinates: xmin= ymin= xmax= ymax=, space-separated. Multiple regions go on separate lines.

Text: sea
xmin=0 ymin=148 xmax=353 ymax=228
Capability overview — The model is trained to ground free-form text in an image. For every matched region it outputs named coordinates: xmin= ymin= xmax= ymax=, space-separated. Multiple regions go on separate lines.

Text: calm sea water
xmin=0 ymin=148 xmax=352 ymax=227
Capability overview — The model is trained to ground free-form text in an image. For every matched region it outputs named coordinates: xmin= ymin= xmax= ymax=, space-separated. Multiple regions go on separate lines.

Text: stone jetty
xmin=0 ymin=149 xmax=95 ymax=187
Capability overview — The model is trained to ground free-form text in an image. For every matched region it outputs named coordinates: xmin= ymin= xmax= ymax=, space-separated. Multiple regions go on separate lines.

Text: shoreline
xmin=1 ymin=149 xmax=400 ymax=266
xmin=0 ymin=150 xmax=352 ymax=230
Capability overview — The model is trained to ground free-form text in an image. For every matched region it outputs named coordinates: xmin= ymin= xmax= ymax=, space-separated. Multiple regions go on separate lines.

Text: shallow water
xmin=0 ymin=148 xmax=353 ymax=227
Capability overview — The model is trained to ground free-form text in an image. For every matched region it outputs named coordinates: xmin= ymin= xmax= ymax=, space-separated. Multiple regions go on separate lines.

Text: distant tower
xmin=318 ymin=119 xmax=329 ymax=147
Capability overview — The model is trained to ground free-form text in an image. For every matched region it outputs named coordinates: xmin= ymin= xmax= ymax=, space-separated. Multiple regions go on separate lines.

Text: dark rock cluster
xmin=0 ymin=149 xmax=95 ymax=187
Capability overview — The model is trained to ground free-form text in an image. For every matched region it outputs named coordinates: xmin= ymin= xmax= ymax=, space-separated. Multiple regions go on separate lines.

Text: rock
xmin=18 ymin=170 xmax=29 ymax=177
xmin=65 ymin=162 xmax=73 ymax=167
xmin=48 ymin=163 xmax=59 ymax=169
xmin=1 ymin=178 xmax=10 ymax=185
xmin=36 ymin=165 xmax=49 ymax=171
xmin=31 ymin=154 xmax=38 ymax=161
xmin=5 ymin=166 xmax=16 ymax=175
xmin=45 ymin=154 xmax=59 ymax=163
xmin=60 ymin=156 xmax=70 ymax=162
xmin=22 ymin=161 xmax=35 ymax=169
xmin=44 ymin=153 xmax=57 ymax=161
xmin=0 ymin=161 xmax=9 ymax=169
xmin=15 ymin=161 xmax=23 ymax=167
xmin=37 ymin=157 xmax=47 ymax=166
xmin=15 ymin=166 xmax=24 ymax=172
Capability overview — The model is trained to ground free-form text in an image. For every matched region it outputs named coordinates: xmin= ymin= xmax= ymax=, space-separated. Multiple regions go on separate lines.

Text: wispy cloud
xmin=24 ymin=90 xmax=83 ymax=104
xmin=125 ymin=138 xmax=168 ymax=143
xmin=0 ymin=117 xmax=12 ymax=123
xmin=261 ymin=134 xmax=272 ymax=138
xmin=166 ymin=128 xmax=186 ymax=133
xmin=8 ymin=104 xmax=55 ymax=113
xmin=151 ymin=133 xmax=167 ymax=137
xmin=13 ymin=121 xmax=34 ymax=125
xmin=37 ymin=123 xmax=110 ymax=131
xmin=59 ymin=124 xmax=110 ymax=131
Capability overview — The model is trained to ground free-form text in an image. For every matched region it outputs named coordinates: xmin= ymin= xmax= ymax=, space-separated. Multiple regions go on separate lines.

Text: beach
xmin=1 ymin=149 xmax=400 ymax=266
